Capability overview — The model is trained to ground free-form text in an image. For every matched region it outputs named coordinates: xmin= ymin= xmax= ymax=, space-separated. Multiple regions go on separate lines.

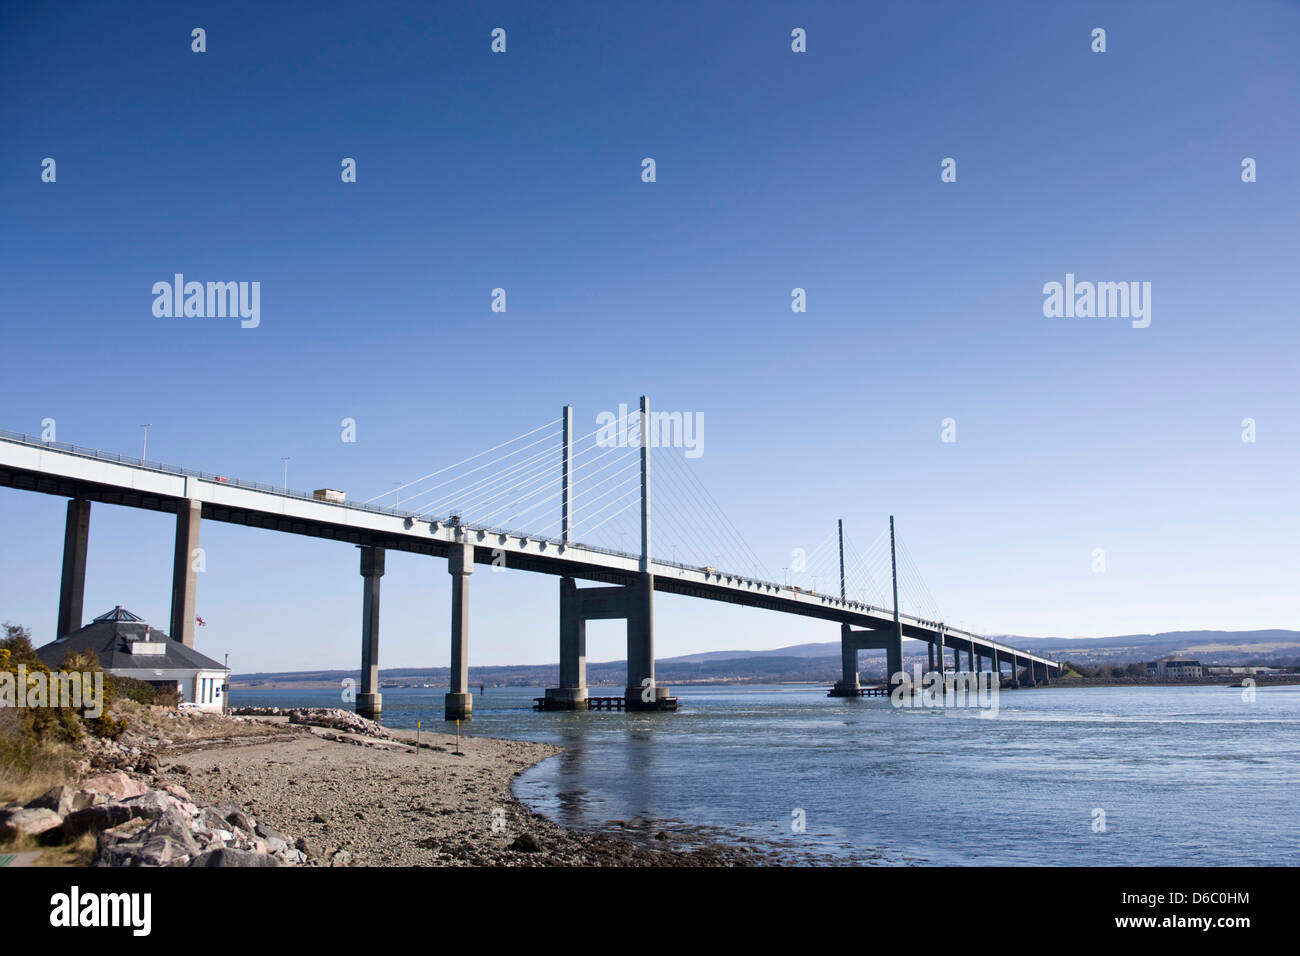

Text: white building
xmin=1146 ymin=657 xmax=1203 ymax=680
xmin=36 ymin=606 xmax=230 ymax=712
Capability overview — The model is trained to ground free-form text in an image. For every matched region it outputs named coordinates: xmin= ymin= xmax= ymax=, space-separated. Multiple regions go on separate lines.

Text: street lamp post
xmin=281 ymin=457 xmax=290 ymax=492
xmin=139 ymin=424 xmax=151 ymax=461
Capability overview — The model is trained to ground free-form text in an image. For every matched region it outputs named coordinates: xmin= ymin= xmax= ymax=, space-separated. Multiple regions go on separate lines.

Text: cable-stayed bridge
xmin=0 ymin=401 xmax=1061 ymax=719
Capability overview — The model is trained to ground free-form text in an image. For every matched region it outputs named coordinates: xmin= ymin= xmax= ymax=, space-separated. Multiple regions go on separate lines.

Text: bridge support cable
xmin=650 ymin=465 xmax=751 ymax=572
xmin=842 ymin=534 xmax=890 ymax=609
xmin=894 ymin=535 xmax=947 ymax=626
xmin=363 ymin=416 xmax=562 ymax=505
xmin=652 ymin=452 xmax=768 ymax=577
xmin=654 ymin=443 xmax=772 ymax=581
xmin=476 ymin=450 xmax=639 ymax=531
xmin=414 ymin=420 xmax=621 ymax=523
xmin=409 ymin=438 xmax=568 ymax=516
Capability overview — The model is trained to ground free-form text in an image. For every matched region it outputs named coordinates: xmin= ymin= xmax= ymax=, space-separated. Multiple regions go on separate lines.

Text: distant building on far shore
xmin=1204 ymin=665 xmax=1287 ymax=677
xmin=1146 ymin=656 xmax=1203 ymax=680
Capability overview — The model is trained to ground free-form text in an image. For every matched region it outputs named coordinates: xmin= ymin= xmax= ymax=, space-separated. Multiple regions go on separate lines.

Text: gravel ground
xmin=165 ymin=720 xmax=828 ymax=866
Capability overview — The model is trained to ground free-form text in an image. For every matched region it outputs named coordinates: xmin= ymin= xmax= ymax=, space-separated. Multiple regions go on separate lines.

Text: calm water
xmin=232 ymin=682 xmax=1300 ymax=865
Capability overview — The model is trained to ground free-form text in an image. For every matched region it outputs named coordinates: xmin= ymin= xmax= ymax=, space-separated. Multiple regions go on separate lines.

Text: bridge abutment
xmin=445 ymin=541 xmax=474 ymax=720
xmin=357 ymin=545 xmax=385 ymax=720
xmin=57 ymin=498 xmax=91 ymax=638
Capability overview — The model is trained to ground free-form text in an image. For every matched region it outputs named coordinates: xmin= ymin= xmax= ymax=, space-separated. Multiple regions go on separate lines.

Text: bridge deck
xmin=0 ymin=430 xmax=1060 ymax=670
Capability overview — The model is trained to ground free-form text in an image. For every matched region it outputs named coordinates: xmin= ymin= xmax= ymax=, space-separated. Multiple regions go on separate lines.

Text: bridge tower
xmin=829 ymin=519 xmax=861 ymax=696
xmin=828 ymin=518 xmax=902 ymax=697
xmin=625 ymin=394 xmax=662 ymax=710
xmin=885 ymin=515 xmax=904 ymax=690
xmin=543 ymin=405 xmax=588 ymax=710
xmin=543 ymin=398 xmax=672 ymax=712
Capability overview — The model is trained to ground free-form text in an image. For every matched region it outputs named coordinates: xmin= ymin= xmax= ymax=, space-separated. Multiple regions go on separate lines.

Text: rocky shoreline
xmin=3 ymin=707 xmax=836 ymax=866
xmin=1 ymin=711 xmax=313 ymax=866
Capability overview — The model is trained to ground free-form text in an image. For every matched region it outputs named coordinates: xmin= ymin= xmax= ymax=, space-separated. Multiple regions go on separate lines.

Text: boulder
xmin=26 ymin=785 xmax=74 ymax=816
xmin=96 ymin=817 xmax=150 ymax=852
xmin=82 ymin=771 xmax=149 ymax=801
xmin=188 ymin=847 xmax=281 ymax=867
xmin=0 ymin=807 xmax=64 ymax=840
xmin=509 ymin=833 xmax=543 ymax=853
xmin=134 ymin=753 xmax=160 ymax=774
xmin=159 ymin=782 xmax=193 ymax=802
xmin=70 ymin=789 xmax=107 ymax=812
xmin=118 ymin=791 xmax=178 ymax=821
xmin=59 ymin=802 xmax=135 ymax=839
xmin=96 ymin=808 xmax=200 ymax=867
xmin=224 ymin=808 xmax=256 ymax=835
xmin=255 ymin=821 xmax=288 ymax=842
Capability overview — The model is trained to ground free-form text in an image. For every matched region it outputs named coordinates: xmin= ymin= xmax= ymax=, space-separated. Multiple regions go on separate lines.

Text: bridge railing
xmin=3 ymin=429 xmax=1053 ymax=660
xmin=0 ymin=427 xmax=646 ymax=564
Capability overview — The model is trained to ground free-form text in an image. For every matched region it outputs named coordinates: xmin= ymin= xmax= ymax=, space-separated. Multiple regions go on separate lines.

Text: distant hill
xmin=669 ymin=630 xmax=1300 ymax=663
xmin=232 ymin=628 xmax=1300 ymax=688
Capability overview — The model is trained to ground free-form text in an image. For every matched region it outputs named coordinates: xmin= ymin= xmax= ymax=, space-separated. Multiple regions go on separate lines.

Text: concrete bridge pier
xmin=830 ymin=625 xmax=898 ymax=696
xmin=1009 ymin=654 xmax=1021 ymax=688
xmin=543 ymin=576 xmax=589 ymax=709
xmin=541 ymin=573 xmax=669 ymax=711
xmin=57 ymin=498 xmax=91 ymax=638
xmin=625 ymin=573 xmax=670 ymax=710
xmin=885 ymin=625 xmax=904 ymax=690
xmin=357 ymin=545 xmax=385 ymax=720
xmin=830 ymin=623 xmax=861 ymax=695
xmin=170 ymin=498 xmax=201 ymax=648
xmin=445 ymin=541 xmax=474 ymax=720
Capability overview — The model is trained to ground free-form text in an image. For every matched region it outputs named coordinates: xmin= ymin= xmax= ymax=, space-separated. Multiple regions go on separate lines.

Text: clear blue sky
xmin=2 ymin=1 xmax=1297 ymax=672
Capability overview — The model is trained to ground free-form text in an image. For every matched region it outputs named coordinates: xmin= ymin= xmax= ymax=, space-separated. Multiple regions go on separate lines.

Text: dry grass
xmin=31 ymin=832 xmax=97 ymax=866
xmin=0 ymin=734 xmax=77 ymax=805
xmin=0 ymin=766 xmax=73 ymax=806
